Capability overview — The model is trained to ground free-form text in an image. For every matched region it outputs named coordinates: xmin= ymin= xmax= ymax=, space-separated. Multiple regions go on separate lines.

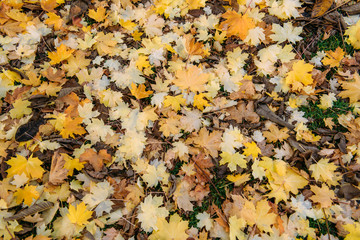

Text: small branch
xmin=322 ymin=208 xmax=331 ymax=240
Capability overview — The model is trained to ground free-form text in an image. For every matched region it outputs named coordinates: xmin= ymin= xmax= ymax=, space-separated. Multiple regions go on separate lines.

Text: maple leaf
xmin=220 ymin=152 xmax=247 ymax=171
xmin=172 ymin=65 xmax=209 ymax=92
xmin=309 ymin=158 xmax=339 ymax=185
xmin=163 ymin=95 xmax=186 ymax=111
xmin=59 ymin=117 xmax=86 ymax=138
xmin=9 ymin=98 xmax=32 ymax=119
xmin=149 ymin=213 xmax=189 ymax=240
xmin=44 ymin=12 xmax=63 ymax=30
xmin=7 ymin=154 xmax=44 ymax=179
xmin=130 ymin=83 xmax=153 ymax=99
xmin=343 ymin=222 xmax=360 ymax=240
xmin=220 ymin=10 xmax=255 ymax=40
xmin=190 ymin=128 xmax=222 ymax=158
xmin=193 ymin=93 xmax=210 ymax=110
xmin=263 ymin=124 xmax=289 ymax=143
xmin=243 ymin=141 xmax=261 ymax=159
xmin=137 ymin=195 xmax=169 ymax=232
xmin=94 ymin=32 xmax=118 ymax=56
xmin=48 ymin=44 xmax=75 ymax=65
xmin=88 ymin=6 xmax=107 ymax=22
xmin=66 ymin=202 xmax=93 ymax=226
xmin=80 ymin=148 xmax=111 ymax=172
xmin=285 ymin=60 xmax=314 ymax=92
xmin=338 ymin=73 xmax=360 ymax=104
xmin=344 ymin=19 xmax=360 ymax=49
xmin=40 ymin=0 xmax=58 ymax=12
xmin=14 ymin=184 xmax=39 ymax=206
xmin=310 ymin=184 xmax=335 ymax=208
xmin=322 ymin=47 xmax=345 ymax=68
xmin=229 ymin=215 xmax=246 ymax=240
xmin=185 ymin=36 xmax=204 ymax=56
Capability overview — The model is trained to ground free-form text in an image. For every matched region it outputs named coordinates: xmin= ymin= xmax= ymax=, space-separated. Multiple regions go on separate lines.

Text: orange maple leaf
xmin=48 ymin=44 xmax=75 ymax=65
xmin=220 ymin=10 xmax=255 ymax=40
xmin=130 ymin=83 xmax=153 ymax=99
xmin=59 ymin=117 xmax=86 ymax=138
xmin=172 ymin=65 xmax=209 ymax=92
xmin=79 ymin=148 xmax=111 ymax=172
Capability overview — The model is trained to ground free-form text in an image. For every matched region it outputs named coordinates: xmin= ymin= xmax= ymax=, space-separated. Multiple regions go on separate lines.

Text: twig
xmin=322 ymin=208 xmax=331 ymax=240
xmin=247 ymin=224 xmax=257 ymax=240
xmin=300 ymin=0 xmax=352 ymax=27
xmin=5 ymin=225 xmax=16 ymax=240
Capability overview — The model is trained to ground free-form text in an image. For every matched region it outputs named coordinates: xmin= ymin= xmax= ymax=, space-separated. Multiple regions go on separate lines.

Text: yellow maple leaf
xmin=130 ymin=83 xmax=153 ymax=99
xmin=263 ymin=124 xmax=289 ymax=143
xmin=343 ymin=222 xmax=360 ymax=240
xmin=94 ymin=32 xmax=118 ymax=56
xmin=48 ymin=44 xmax=74 ymax=65
xmin=66 ymin=202 xmax=93 ymax=226
xmin=243 ymin=141 xmax=261 ymax=159
xmin=309 ymin=158 xmax=339 ymax=185
xmin=21 ymin=71 xmax=41 ymax=86
xmin=149 ymin=213 xmax=189 ymax=240
xmin=172 ymin=65 xmax=209 ymax=92
xmin=310 ymin=184 xmax=335 ymax=208
xmin=322 ymin=47 xmax=345 ymax=68
xmin=193 ymin=93 xmax=210 ymax=110
xmin=14 ymin=184 xmax=39 ymax=206
xmin=7 ymin=154 xmax=45 ymax=179
xmin=88 ymin=6 xmax=107 ymax=22
xmin=163 ymin=95 xmax=186 ymax=112
xmin=9 ymin=99 xmax=32 ymax=119
xmin=285 ymin=60 xmax=314 ymax=92
xmin=59 ymin=117 xmax=86 ymax=138
xmin=338 ymin=73 xmax=360 ymax=104
xmin=62 ymin=153 xmax=85 ymax=176
xmin=229 ymin=215 xmax=246 ymax=240
xmin=220 ymin=10 xmax=255 ymax=40
xmin=220 ymin=152 xmax=247 ymax=171
xmin=44 ymin=12 xmax=63 ymax=30
xmin=344 ymin=19 xmax=360 ymax=49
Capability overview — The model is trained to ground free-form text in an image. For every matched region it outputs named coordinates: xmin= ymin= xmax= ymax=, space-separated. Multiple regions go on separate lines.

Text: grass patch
xmin=299 ymin=99 xmax=352 ymax=132
xmin=317 ymin=32 xmax=354 ymax=55
xmin=308 ymin=218 xmax=344 ymax=239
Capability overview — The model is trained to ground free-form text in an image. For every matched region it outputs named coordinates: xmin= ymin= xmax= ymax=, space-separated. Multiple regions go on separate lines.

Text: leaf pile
xmin=1 ymin=0 xmax=360 ymax=239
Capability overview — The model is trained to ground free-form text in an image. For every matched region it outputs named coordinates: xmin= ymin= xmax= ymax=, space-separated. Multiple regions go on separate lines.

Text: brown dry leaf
xmin=49 ymin=151 xmax=68 ymax=185
xmin=263 ymin=124 xmax=290 ymax=143
xmin=80 ymin=148 xmax=111 ymax=172
xmin=226 ymin=101 xmax=259 ymax=123
xmin=189 ymin=128 xmax=222 ymax=158
xmin=42 ymin=67 xmax=66 ymax=84
xmin=0 ymin=21 xmax=25 ymax=36
xmin=230 ymin=80 xmax=256 ymax=100
xmin=311 ymin=0 xmax=334 ymax=17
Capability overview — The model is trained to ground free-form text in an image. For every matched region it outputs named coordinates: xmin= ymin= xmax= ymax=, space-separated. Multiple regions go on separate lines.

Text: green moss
xmin=317 ymin=33 xmax=354 ymax=55
xmin=299 ymin=99 xmax=352 ymax=132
